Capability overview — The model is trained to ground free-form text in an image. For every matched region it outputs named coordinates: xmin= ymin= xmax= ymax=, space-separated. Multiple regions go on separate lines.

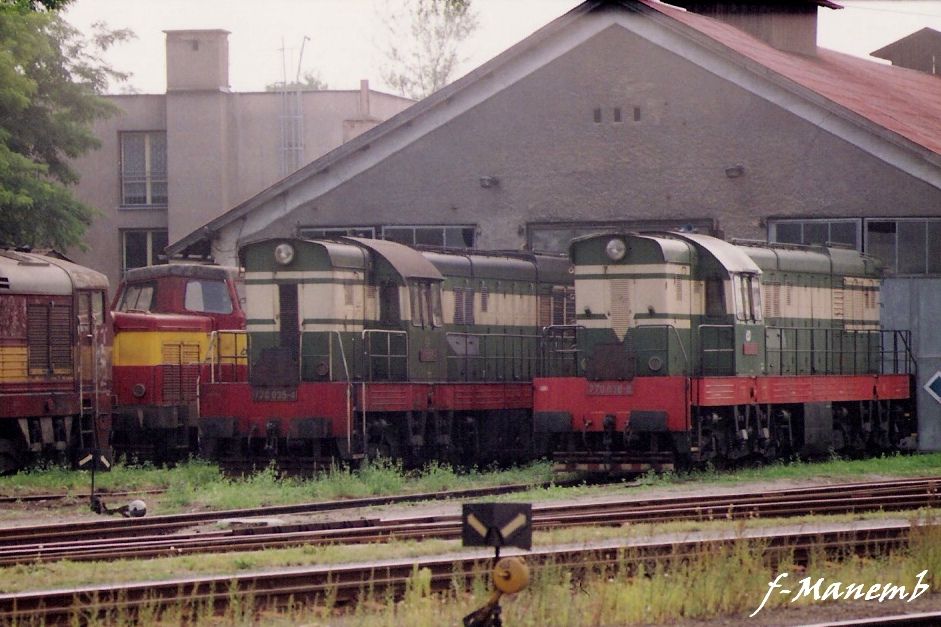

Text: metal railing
xmin=633 ymin=324 xmax=689 ymax=374
xmin=206 ymin=330 xmax=249 ymax=383
xmin=698 ymin=324 xmax=735 ymax=376
xmin=362 ymin=329 xmax=408 ymax=382
xmin=445 ymin=331 xmax=544 ymax=382
xmin=299 ymin=330 xmax=352 ymax=383
xmin=764 ymin=327 xmax=914 ymax=376
xmin=541 ymin=324 xmax=581 ymax=377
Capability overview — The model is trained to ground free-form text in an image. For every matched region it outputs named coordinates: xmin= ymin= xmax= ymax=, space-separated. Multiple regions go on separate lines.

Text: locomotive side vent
xmin=0 ymin=276 xmax=9 ymax=289
xmin=609 ymin=279 xmax=632 ymax=340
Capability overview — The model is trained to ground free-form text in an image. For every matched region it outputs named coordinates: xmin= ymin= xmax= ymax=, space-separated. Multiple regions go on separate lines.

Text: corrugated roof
xmin=643 ymin=0 xmax=941 ymax=156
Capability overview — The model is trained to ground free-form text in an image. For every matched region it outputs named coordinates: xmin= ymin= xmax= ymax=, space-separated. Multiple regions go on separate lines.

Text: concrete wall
xmin=882 ymin=278 xmax=941 ymax=451
xmin=253 ymin=25 xmax=941 ymax=249
xmin=65 ymin=29 xmax=412 ymax=289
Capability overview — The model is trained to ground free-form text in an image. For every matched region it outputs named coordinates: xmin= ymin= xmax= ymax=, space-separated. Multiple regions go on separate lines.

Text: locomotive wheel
xmin=0 ymin=439 xmax=22 ymax=475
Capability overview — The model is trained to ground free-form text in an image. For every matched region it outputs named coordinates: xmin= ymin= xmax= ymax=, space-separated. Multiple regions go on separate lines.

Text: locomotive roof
xmin=663 ymin=232 xmax=763 ymax=275
xmin=569 ymin=232 xmax=695 ymax=265
xmin=123 ymin=263 xmax=239 ymax=283
xmin=421 ymin=249 xmax=571 ymax=284
xmin=0 ymin=250 xmax=108 ymax=295
xmin=341 ymin=237 xmax=443 ymax=281
xmin=734 ymin=241 xmax=881 ymax=277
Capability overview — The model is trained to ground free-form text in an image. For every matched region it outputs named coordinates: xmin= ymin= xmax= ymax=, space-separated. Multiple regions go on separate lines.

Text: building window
xmin=299 ymin=226 xmax=377 ymax=239
xmin=527 ymin=219 xmax=716 ymax=253
xmin=382 ymin=225 xmax=476 ymax=248
xmin=120 ymin=131 xmax=168 ymax=207
xmin=768 ymin=217 xmax=941 ymax=276
xmin=122 ymin=229 xmax=168 ymax=273
xmin=298 ymin=225 xmax=476 ymax=249
xmin=865 ymin=218 xmax=941 ymax=275
xmin=768 ymin=218 xmax=860 ymax=249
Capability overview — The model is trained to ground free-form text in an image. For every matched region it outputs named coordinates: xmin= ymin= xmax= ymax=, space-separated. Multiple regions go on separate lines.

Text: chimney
xmin=667 ymin=1 xmax=842 ymax=56
xmin=165 ymin=29 xmax=231 ymax=92
xmin=871 ymin=28 xmax=941 ymax=76
xmin=358 ymin=79 xmax=371 ymax=119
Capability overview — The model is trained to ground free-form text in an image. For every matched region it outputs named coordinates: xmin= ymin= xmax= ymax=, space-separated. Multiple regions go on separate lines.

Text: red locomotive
xmin=0 ymin=249 xmax=112 ymax=474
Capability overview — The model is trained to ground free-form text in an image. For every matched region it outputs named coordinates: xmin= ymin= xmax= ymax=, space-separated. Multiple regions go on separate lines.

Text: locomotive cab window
xmin=409 ymin=280 xmax=443 ymax=328
xmin=705 ymin=278 xmax=726 ymax=317
xmin=185 ymin=279 xmax=233 ymax=314
xmin=117 ymin=282 xmax=155 ymax=312
xmin=733 ymin=273 xmax=762 ymax=322
xmin=379 ymin=281 xmax=400 ymax=323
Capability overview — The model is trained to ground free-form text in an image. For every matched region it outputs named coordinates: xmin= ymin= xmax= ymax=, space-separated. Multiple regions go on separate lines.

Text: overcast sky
xmin=62 ymin=0 xmax=941 ymax=95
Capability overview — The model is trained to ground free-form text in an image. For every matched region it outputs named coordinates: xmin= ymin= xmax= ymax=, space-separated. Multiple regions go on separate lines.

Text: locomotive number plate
xmin=252 ymin=388 xmax=298 ymax=402
xmin=587 ymin=382 xmax=633 ymax=396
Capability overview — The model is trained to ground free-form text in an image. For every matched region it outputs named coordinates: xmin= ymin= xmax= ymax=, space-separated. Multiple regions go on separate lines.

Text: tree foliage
xmin=265 ymin=69 xmax=329 ymax=92
xmin=379 ymin=0 xmax=479 ymax=100
xmin=1 ymin=0 xmax=73 ymax=11
xmin=0 ymin=5 xmax=132 ymax=250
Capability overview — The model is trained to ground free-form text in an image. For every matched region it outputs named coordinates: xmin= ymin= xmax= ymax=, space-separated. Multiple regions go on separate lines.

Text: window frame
xmin=119 ymin=130 xmax=168 ymax=209
xmin=767 ymin=218 xmax=861 ymax=250
xmin=863 ymin=217 xmax=941 ymax=276
xmin=121 ymin=229 xmax=169 ymax=275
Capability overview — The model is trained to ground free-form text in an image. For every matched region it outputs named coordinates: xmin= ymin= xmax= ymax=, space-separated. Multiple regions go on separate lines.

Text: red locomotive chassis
xmin=533 ymin=374 xmax=911 ymax=434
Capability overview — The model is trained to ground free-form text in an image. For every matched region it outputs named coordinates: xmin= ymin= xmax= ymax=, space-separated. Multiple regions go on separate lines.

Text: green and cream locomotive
xmin=534 ymin=232 xmax=914 ymax=472
xmin=198 ymin=237 xmax=574 ymax=466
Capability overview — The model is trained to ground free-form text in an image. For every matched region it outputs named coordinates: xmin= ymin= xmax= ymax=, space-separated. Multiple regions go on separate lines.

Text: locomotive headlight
xmin=605 ymin=238 xmax=627 ymax=261
xmin=274 ymin=243 xmax=295 ymax=265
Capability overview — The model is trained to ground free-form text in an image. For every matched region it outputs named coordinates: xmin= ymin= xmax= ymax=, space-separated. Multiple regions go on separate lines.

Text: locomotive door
xmin=407 ymin=279 xmax=446 ymax=381
xmin=76 ymin=290 xmax=108 ymax=449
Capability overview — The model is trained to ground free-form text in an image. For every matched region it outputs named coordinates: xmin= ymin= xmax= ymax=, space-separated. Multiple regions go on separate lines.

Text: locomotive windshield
xmin=184 ymin=279 xmax=233 ymax=314
xmin=117 ymin=282 xmax=155 ymax=312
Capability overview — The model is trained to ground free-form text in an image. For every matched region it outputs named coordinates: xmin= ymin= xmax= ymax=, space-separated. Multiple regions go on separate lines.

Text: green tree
xmin=0 ymin=5 xmax=132 ymax=250
xmin=265 ymin=69 xmax=329 ymax=92
xmin=379 ymin=0 xmax=479 ymax=100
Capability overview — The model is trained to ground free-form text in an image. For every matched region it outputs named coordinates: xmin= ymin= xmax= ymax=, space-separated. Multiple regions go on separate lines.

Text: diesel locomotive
xmin=110 ymin=263 xmax=245 ymax=462
xmin=193 ymin=232 xmax=915 ymax=472
xmin=197 ymin=237 xmax=576 ymax=467
xmin=534 ymin=232 xmax=915 ymax=472
xmin=0 ymin=249 xmax=112 ymax=474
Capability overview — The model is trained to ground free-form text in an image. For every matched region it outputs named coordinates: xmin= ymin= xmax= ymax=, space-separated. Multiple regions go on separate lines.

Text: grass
xmin=0 ymin=457 xmax=558 ymax=512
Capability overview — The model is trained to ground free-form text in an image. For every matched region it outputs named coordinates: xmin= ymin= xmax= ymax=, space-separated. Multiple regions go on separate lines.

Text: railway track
xmin=0 ymin=480 xmax=563 ymax=546
xmin=1 ymin=476 xmax=938 ymax=565
xmin=0 ymin=520 xmax=925 ymax=625
xmin=0 ymin=488 xmax=165 ymax=505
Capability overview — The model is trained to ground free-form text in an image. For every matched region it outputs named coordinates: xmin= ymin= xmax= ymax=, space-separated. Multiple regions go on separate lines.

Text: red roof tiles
xmin=644 ymin=0 xmax=941 ymax=155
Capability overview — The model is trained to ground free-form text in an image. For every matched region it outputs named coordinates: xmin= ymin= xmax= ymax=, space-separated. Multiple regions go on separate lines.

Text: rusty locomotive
xmin=0 ymin=249 xmax=111 ymax=473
